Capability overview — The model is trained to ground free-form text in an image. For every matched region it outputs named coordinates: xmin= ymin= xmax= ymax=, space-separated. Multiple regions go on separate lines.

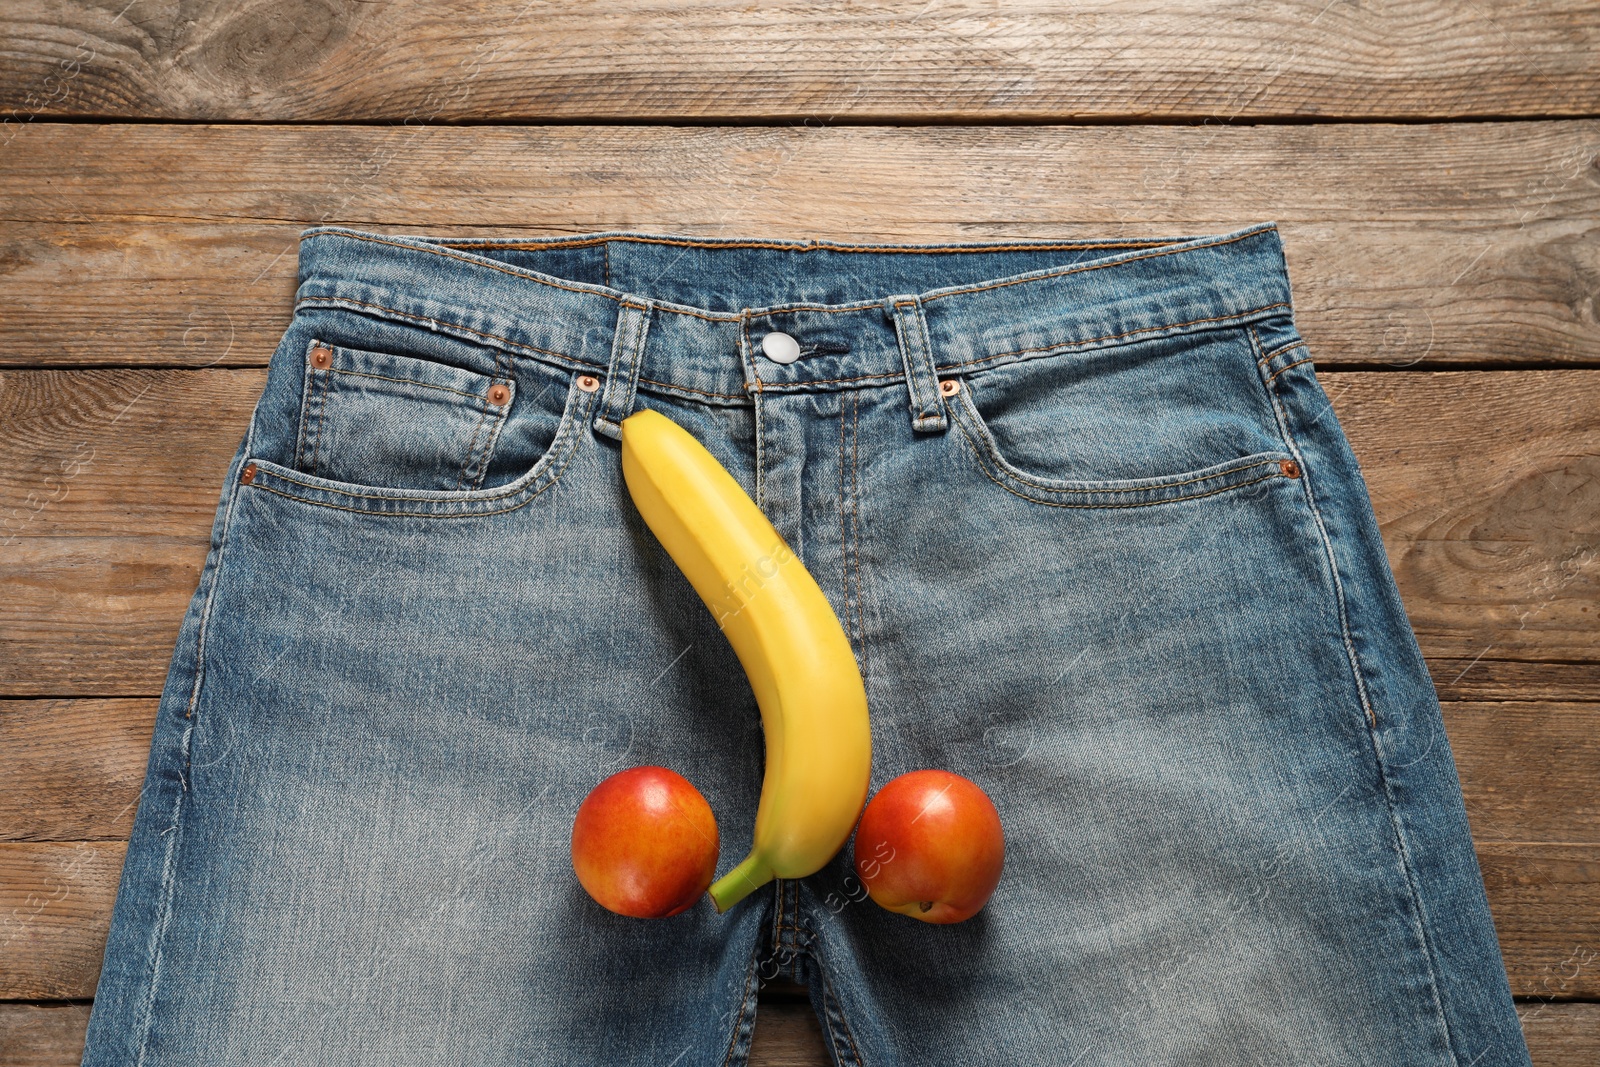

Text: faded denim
xmin=82 ymin=223 xmax=1530 ymax=1066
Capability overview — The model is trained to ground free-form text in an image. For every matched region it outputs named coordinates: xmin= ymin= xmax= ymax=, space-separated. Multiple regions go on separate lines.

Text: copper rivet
xmin=577 ymin=374 xmax=601 ymax=393
xmin=1280 ymin=459 xmax=1302 ymax=478
xmin=309 ymin=344 xmax=333 ymax=370
xmin=240 ymin=463 xmax=257 ymax=485
xmin=488 ymin=383 xmax=511 ymax=405
xmin=938 ymin=378 xmax=960 ymax=396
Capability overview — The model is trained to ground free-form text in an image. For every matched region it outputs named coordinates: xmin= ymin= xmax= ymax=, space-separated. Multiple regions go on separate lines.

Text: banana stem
xmin=709 ymin=853 xmax=775 ymax=913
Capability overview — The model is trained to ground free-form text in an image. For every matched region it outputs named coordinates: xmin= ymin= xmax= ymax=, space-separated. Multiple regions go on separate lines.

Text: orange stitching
xmin=301 ymin=283 xmax=1288 ymax=401
xmin=944 ymin=302 xmax=1292 ymax=372
xmin=762 ymin=369 xmax=904 ymax=387
xmin=850 ymin=391 xmax=864 ymax=646
xmin=953 ymin=383 xmax=1284 ymax=493
xmin=634 ymin=375 xmax=746 ymax=400
xmin=922 ymin=227 xmax=1276 ymax=303
xmin=298 ymin=296 xmax=584 ymax=363
xmin=330 ymin=366 xmax=492 ymax=402
xmin=436 ymin=234 xmax=1181 ymax=255
xmin=844 ymin=396 xmax=857 ymax=646
xmin=1267 ymin=356 xmax=1315 ymax=383
xmin=1258 ymin=339 xmax=1306 ymax=366
xmin=717 ymin=956 xmax=758 ymax=1067
xmin=951 ymin=408 xmax=1286 ymax=505
xmin=309 ymin=227 xmax=1280 ymax=321
xmin=246 ymin=390 xmax=592 ymax=515
xmin=305 ymin=231 xmax=741 ymax=322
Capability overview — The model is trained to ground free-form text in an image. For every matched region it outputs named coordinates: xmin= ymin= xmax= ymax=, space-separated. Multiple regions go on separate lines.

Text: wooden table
xmin=2 ymin=3 xmax=1596 ymax=1064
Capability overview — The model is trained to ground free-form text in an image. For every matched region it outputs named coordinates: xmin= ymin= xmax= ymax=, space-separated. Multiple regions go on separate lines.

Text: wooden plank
xmin=0 ymin=842 xmax=121 ymax=1000
xmin=1478 ymin=843 xmax=1600 ymax=1000
xmin=0 ymin=699 xmax=156 ymax=842
xmin=7 ymin=697 xmax=1595 ymax=845
xmin=1447 ymin=703 xmax=1600 ymax=845
xmin=2 ymin=368 xmax=1596 ymax=694
xmin=0 ymin=1003 xmax=89 ymax=1067
xmin=1431 ymin=659 xmax=1600 ymax=705
xmin=0 ymin=2 xmax=1595 ymax=123
xmin=0 ymin=837 xmax=1594 ymax=999
xmin=0 ymin=122 xmax=1598 ymax=368
xmin=1520 ymin=1002 xmax=1600 ymax=1066
xmin=2 ymin=998 xmax=1594 ymax=1067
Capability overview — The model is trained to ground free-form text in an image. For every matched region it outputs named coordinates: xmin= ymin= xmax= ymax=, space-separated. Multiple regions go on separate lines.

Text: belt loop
xmin=887 ymin=295 xmax=948 ymax=433
xmin=592 ymin=298 xmax=654 ymax=441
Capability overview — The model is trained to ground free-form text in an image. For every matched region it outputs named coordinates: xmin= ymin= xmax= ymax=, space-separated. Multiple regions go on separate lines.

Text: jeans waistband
xmin=294 ymin=223 xmax=1295 ymax=431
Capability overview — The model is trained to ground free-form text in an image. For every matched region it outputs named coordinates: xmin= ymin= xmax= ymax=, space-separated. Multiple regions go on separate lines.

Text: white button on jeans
xmin=760 ymin=332 xmax=802 ymax=365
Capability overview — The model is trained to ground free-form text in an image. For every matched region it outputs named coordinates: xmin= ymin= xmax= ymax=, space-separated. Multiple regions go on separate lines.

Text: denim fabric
xmin=82 ymin=224 xmax=1530 ymax=1066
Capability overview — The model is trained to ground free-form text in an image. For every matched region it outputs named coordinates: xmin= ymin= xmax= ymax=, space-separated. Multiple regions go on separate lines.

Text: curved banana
xmin=620 ymin=408 xmax=872 ymax=913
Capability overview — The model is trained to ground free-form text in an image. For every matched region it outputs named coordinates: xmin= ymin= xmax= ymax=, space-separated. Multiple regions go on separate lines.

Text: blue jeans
xmin=83 ymin=224 xmax=1529 ymax=1066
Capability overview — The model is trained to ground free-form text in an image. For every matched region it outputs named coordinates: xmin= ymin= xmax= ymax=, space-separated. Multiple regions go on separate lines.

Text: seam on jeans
xmin=306 ymin=361 xmax=330 ymax=477
xmin=1267 ymin=356 xmax=1315 ymax=384
xmin=635 ymin=376 xmax=749 ymax=401
xmin=297 ymin=297 xmax=585 ymax=363
xmin=328 ymin=366 xmax=496 ymax=402
xmin=457 ymin=392 xmax=492 ymax=490
xmin=244 ymin=386 xmax=591 ymax=517
xmin=838 ymin=397 xmax=854 ymax=649
xmin=1256 ymin=353 xmax=1463 ymax=1066
xmin=954 ymin=390 xmax=1284 ymax=496
xmin=807 ymin=938 xmax=867 ymax=1067
xmin=921 ymin=228 xmax=1273 ymax=302
xmin=849 ymin=392 xmax=866 ymax=652
xmin=300 ymin=295 xmax=1292 ymax=400
xmin=1253 ymin=348 xmax=1376 ymax=729
xmin=459 ymin=345 xmax=510 ymax=490
xmin=305 ymin=234 xmax=747 ymax=322
xmin=953 ymin=408 xmax=1284 ymax=509
xmin=309 ymin=229 xmax=1280 ymax=325
xmin=134 ymin=432 xmax=254 ymax=1067
xmin=957 ymin=302 xmax=1293 ymax=369
xmin=294 ymin=338 xmax=317 ymax=469
xmin=755 ymin=369 xmax=907 ymax=388
xmin=1258 ymin=338 xmax=1306 ymax=366
xmin=739 ymin=316 xmax=769 ymax=512
xmin=440 ymin=234 xmax=1180 ymax=254
xmin=719 ymin=952 xmax=760 ymax=1067
xmin=603 ymin=242 xmax=610 ymax=289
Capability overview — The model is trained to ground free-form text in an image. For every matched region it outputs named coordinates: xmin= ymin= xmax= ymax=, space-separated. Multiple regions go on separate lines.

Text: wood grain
xmin=0 ymin=123 xmax=1598 ymax=368
xmin=2 ymin=369 xmax=1595 ymax=694
xmin=1 ymin=998 xmax=1593 ymax=1067
xmin=1478 ymin=843 xmax=1600 ymax=1000
xmin=0 ymin=699 xmax=156 ymax=842
xmin=1 ymin=2 xmax=1596 ymax=124
xmin=1430 ymin=659 xmax=1600 ymax=705
xmin=0 ymin=842 xmax=121 ymax=999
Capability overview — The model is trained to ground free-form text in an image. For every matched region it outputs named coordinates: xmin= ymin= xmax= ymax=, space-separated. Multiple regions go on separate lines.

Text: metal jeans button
xmin=760 ymin=332 xmax=802 ymax=365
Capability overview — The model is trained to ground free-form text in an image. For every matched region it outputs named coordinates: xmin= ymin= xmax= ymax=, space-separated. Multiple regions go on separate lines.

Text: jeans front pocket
xmin=295 ymin=340 xmax=515 ymax=492
xmin=947 ymin=321 xmax=1297 ymax=509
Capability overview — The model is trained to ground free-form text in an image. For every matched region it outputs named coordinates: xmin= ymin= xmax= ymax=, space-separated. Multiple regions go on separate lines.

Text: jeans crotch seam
xmin=807 ymin=936 xmax=867 ymax=1067
xmin=717 ymin=950 xmax=762 ymax=1067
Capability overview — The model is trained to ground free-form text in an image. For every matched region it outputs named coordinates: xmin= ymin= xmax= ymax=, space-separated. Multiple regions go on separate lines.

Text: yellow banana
xmin=619 ymin=408 xmax=872 ymax=913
